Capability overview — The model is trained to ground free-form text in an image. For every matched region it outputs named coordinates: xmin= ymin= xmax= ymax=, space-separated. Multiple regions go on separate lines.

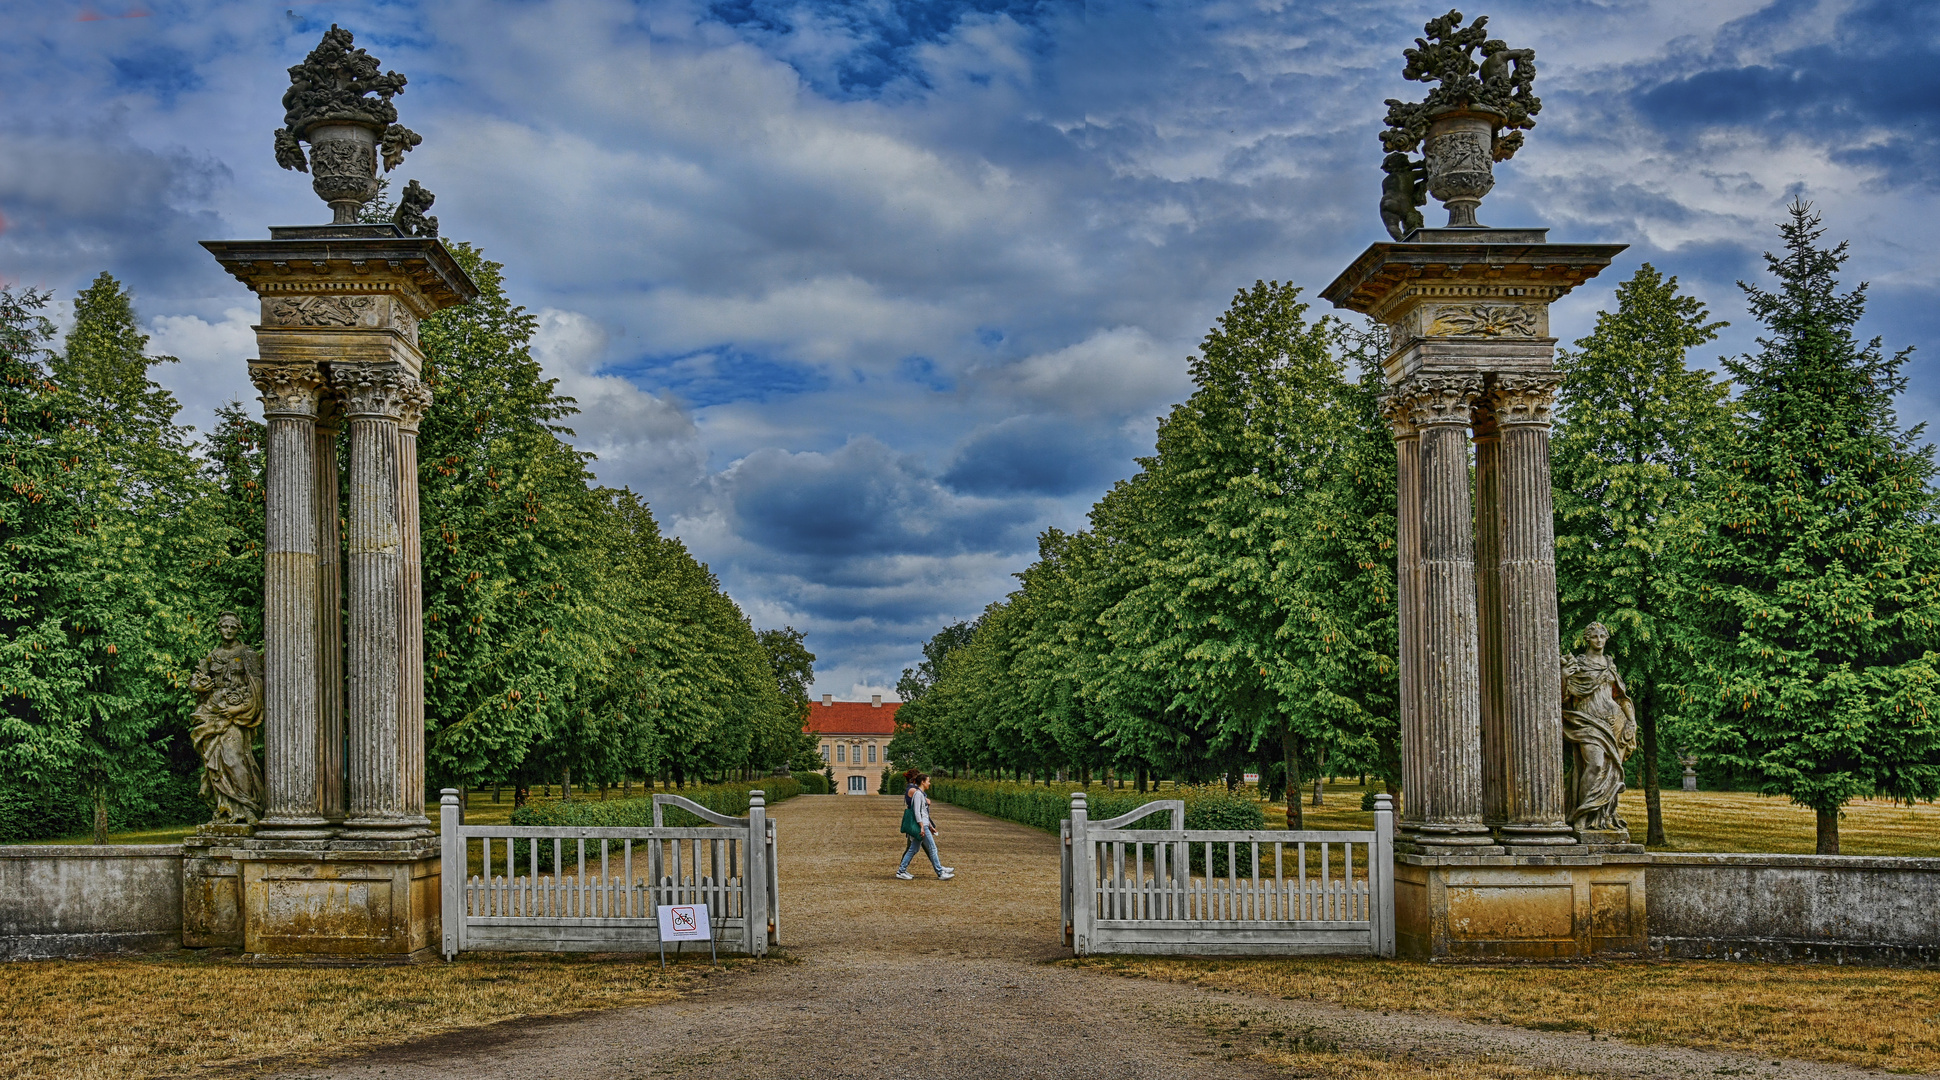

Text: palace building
xmin=806 ymin=694 xmax=899 ymax=795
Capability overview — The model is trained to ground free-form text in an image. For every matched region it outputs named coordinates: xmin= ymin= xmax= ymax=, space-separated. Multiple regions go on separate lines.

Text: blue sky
xmin=4 ymin=0 xmax=1938 ymax=697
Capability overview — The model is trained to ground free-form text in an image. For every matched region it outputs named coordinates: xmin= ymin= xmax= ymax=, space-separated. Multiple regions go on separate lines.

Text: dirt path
xmin=268 ymin=794 xmax=1919 ymax=1080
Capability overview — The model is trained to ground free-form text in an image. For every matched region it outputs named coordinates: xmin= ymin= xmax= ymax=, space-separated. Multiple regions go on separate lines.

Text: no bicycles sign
xmin=657 ymin=904 xmax=711 ymax=942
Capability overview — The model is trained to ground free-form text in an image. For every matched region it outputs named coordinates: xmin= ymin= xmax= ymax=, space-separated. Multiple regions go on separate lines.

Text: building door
xmin=847 ymin=775 xmax=867 ymax=794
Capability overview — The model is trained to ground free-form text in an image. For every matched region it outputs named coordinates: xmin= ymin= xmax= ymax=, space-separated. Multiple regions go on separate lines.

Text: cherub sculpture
xmin=395 ymin=179 xmax=439 ymax=238
xmin=1380 ymin=152 xmax=1427 ymax=240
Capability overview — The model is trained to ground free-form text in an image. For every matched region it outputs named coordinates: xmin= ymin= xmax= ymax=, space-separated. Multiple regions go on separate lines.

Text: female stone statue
xmin=190 ymin=612 xmax=266 ymax=825
xmin=1561 ymin=621 xmax=1637 ymax=836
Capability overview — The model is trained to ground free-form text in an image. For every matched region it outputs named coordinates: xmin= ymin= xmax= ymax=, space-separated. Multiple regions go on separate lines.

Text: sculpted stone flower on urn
xmin=273 ymin=24 xmax=424 ymax=224
xmin=1378 ymin=9 xmax=1540 ymax=235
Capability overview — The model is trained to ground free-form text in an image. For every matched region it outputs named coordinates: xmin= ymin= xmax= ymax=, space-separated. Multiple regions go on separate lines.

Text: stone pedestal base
xmin=1396 ymin=852 xmax=1647 ymax=960
xmin=233 ymin=839 xmax=441 ymax=961
xmin=182 ymin=831 xmax=248 ymax=949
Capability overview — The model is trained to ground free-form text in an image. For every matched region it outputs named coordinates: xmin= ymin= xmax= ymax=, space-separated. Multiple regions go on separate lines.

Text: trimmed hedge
xmin=505 ymin=778 xmax=801 ymax=872
xmin=795 ymin=771 xmax=831 ymax=795
xmin=928 ymin=778 xmax=1264 ymax=833
xmin=511 ymin=777 xmax=802 ymax=830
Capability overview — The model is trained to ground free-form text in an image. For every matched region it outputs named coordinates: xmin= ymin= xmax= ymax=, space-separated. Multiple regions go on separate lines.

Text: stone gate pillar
xmin=1325 ymin=228 xmax=1635 ymax=958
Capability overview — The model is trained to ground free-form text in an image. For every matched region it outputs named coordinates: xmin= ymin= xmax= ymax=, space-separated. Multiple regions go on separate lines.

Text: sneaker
xmin=937 ymin=868 xmax=956 ymax=880
xmin=895 ymin=870 xmax=914 ymax=880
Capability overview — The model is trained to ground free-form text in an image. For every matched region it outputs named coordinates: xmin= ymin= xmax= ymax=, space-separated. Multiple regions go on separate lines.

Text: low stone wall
xmin=0 ymin=845 xmax=185 ymax=960
xmin=1648 ymin=853 xmax=1940 ymax=967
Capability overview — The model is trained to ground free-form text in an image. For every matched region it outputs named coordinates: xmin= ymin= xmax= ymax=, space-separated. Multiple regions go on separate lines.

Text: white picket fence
xmin=1061 ymin=792 xmax=1394 ymax=956
xmin=438 ymin=789 xmax=778 ymax=960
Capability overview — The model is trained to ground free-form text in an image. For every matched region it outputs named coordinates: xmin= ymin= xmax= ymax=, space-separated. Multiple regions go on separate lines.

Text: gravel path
xmin=269 ymin=794 xmax=1921 ymax=1080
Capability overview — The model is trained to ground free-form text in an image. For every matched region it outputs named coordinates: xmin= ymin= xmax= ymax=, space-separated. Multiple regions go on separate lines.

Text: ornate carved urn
xmin=272 ymin=24 xmax=421 ymax=224
xmin=1422 ymin=106 xmax=1501 ymax=229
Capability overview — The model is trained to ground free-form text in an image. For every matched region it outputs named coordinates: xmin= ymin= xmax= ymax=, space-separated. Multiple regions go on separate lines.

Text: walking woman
xmin=896 ymin=770 xmax=955 ymax=880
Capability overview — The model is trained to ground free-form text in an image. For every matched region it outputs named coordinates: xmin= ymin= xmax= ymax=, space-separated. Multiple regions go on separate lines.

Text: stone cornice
xmin=201 ymin=235 xmax=477 ymax=312
xmin=1321 ymin=240 xmax=1627 ymax=318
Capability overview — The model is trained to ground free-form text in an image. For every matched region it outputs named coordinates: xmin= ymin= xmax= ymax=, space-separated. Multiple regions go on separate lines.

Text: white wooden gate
xmin=439 ymin=789 xmax=779 ymax=960
xmin=1061 ymin=791 xmax=1394 ymax=956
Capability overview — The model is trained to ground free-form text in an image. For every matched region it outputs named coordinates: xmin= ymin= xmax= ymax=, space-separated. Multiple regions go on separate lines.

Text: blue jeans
xmin=900 ymin=830 xmax=942 ymax=874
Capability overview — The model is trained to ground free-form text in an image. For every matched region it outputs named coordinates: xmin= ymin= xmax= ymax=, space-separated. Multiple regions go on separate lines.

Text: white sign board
xmin=657 ymin=904 xmax=711 ymax=942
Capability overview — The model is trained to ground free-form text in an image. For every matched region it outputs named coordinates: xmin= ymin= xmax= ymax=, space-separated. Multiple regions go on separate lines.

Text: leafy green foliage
xmin=1678 ymin=202 xmax=1940 ymax=853
xmin=1552 ymin=263 xmax=1733 ymax=845
xmin=0 ymin=278 xmax=245 ymax=842
xmin=896 ymin=284 xmax=1398 ymax=824
xmin=928 ymin=778 xmax=1264 ymax=834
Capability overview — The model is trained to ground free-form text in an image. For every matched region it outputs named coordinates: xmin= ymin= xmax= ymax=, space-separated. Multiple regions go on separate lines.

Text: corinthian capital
xmin=1378 ymin=390 xmax=1417 ymax=438
xmin=1395 ymin=374 xmax=1485 ymax=427
xmin=395 ymin=380 xmax=434 ymax=433
xmin=249 ymin=363 xmax=326 ymax=418
xmin=1488 ymin=375 xmax=1561 ymax=426
xmin=329 ymin=363 xmax=418 ymax=420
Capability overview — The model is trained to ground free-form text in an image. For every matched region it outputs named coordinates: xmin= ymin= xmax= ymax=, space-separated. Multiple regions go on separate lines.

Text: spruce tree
xmin=1552 ymin=264 xmax=1733 ymax=846
xmin=1682 ymin=201 xmax=1940 ymax=853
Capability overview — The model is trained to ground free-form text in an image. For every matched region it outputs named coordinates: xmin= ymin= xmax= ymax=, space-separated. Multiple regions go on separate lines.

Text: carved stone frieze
xmin=1429 ymin=303 xmax=1539 ymax=338
xmin=1394 ymin=374 xmax=1485 ymax=427
xmin=249 ymin=363 xmax=326 ymax=417
xmin=330 ymin=363 xmax=418 ymax=419
xmin=1488 ymin=375 xmax=1560 ymax=426
xmin=266 ymin=293 xmax=380 ymax=328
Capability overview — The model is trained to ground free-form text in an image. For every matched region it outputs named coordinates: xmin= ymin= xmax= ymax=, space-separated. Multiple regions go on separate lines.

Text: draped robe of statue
xmin=191 ymin=626 xmax=266 ymax=825
xmin=1561 ymin=642 xmax=1637 ymax=833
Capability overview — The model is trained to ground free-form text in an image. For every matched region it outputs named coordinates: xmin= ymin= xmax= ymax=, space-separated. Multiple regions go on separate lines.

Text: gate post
xmin=1069 ymin=791 xmax=1091 ymax=956
xmin=439 ymin=789 xmax=462 ymax=961
xmin=746 ymin=790 xmax=768 ymax=957
xmin=1374 ymin=793 xmax=1396 ymax=958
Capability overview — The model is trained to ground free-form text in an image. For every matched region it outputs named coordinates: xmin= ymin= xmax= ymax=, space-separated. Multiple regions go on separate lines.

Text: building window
xmin=820 ymin=743 xmax=829 ymax=760
xmin=848 ymin=775 xmax=867 ymax=794
xmin=836 ymin=744 xmax=846 ymax=762
xmin=868 ymin=744 xmax=877 ymax=763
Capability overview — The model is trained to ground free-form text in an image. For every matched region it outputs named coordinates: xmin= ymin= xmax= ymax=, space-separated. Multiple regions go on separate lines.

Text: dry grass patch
xmin=1078 ymin=955 xmax=1940 ymax=1073
xmin=1257 ymin=782 xmax=1940 ymax=856
xmin=1166 ymin=999 xmax=1584 ymax=1079
xmin=0 ymin=951 xmax=721 ymax=1080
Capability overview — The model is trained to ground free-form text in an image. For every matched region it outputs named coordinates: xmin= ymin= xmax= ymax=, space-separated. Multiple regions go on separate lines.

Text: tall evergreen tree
xmin=1552 ymin=264 xmax=1733 ymax=846
xmin=1682 ymin=201 xmax=1940 ymax=853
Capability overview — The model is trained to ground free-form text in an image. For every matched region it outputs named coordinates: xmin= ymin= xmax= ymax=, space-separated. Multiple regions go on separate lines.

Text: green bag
xmin=900 ymin=799 xmax=922 ymax=838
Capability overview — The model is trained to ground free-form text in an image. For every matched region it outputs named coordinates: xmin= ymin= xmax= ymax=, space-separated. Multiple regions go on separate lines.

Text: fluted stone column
xmin=1479 ymin=376 xmax=1574 ymax=847
xmin=334 ymin=363 xmax=424 ymax=838
xmin=1381 ymin=398 xmax=1425 ymax=839
xmin=250 ymin=364 xmax=332 ymax=839
xmin=1400 ymin=375 xmax=1499 ymax=852
xmin=314 ymin=401 xmax=346 ymax=825
xmin=395 ymin=383 xmax=433 ymax=828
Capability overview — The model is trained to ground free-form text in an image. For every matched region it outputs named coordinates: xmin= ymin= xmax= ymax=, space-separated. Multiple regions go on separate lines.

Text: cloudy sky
xmin=4 ymin=0 xmax=1936 ymax=697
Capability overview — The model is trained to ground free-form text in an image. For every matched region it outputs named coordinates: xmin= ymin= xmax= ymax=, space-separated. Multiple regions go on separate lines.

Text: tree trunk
xmin=1640 ymin=687 xmax=1666 ymax=847
xmin=90 ymin=771 xmax=108 ymax=845
xmin=1137 ymin=765 xmax=1148 ymax=793
xmin=1816 ymin=806 xmax=1840 ymax=855
xmin=514 ymin=781 xmax=529 ymax=808
xmin=623 ymin=775 xmax=631 ymax=798
xmin=1282 ymin=730 xmax=1303 ymax=830
xmin=562 ymin=767 xmax=572 ymax=802
xmin=1311 ymin=746 xmax=1328 ymax=806
xmin=493 ymin=784 xmax=502 ymax=804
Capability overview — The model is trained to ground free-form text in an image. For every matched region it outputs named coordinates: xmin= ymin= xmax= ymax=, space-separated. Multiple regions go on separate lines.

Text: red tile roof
xmin=804 ymin=700 xmax=900 ymax=736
